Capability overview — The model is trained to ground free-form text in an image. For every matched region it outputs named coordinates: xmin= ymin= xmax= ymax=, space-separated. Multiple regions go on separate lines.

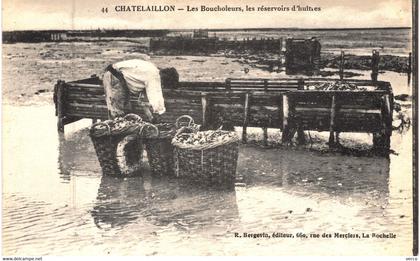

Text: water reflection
xmin=57 ymin=128 xmax=101 ymax=181
xmin=239 ymin=146 xmax=390 ymax=199
xmin=91 ymin=173 xmax=239 ymax=232
xmin=58 ymin=133 xmax=70 ymax=181
xmin=146 ymin=177 xmax=239 ymax=232
xmin=91 ymin=175 xmax=147 ymax=229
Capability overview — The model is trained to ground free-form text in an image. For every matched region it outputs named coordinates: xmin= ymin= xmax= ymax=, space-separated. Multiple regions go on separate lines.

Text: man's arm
xmin=144 ymin=69 xmax=166 ymax=115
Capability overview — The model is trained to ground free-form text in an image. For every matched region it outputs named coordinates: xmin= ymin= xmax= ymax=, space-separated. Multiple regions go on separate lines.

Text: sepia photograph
xmin=1 ymin=0 xmax=417 ymax=257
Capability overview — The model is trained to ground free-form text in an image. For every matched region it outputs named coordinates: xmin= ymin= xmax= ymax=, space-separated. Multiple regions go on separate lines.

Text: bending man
xmin=102 ymin=57 xmax=178 ymax=121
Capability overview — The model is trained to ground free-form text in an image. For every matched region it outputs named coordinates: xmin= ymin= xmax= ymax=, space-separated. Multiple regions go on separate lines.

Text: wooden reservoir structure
xmin=54 ymin=76 xmax=393 ymax=150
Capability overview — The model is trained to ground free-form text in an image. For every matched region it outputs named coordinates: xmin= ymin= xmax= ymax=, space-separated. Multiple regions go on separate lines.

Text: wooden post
xmin=311 ymin=38 xmax=321 ymax=75
xmin=328 ymin=94 xmax=337 ymax=146
xmin=201 ymin=93 xmax=211 ymax=130
xmin=371 ymin=50 xmax=380 ymax=82
xmin=374 ymin=94 xmax=392 ymax=151
xmin=56 ymin=80 xmax=65 ymax=132
xmin=339 ymin=51 xmax=345 ymax=80
xmin=408 ymin=52 xmax=412 ymax=85
xmin=279 ymin=38 xmax=284 ymax=68
xmin=263 ymin=127 xmax=268 ymax=147
xmin=225 ymin=78 xmax=231 ymax=91
xmin=297 ymin=126 xmax=306 ymax=145
xmin=383 ymin=94 xmax=392 ymax=128
xmin=242 ymin=93 xmax=251 ymax=143
xmin=281 ymin=94 xmax=291 ymax=143
xmin=282 ymin=94 xmax=289 ymax=130
xmin=285 ymin=38 xmax=292 ymax=74
xmin=279 ymin=37 xmax=283 ymax=57
xmin=383 ymin=94 xmax=392 ymax=150
xmin=297 ymin=79 xmax=304 ymax=90
xmin=408 ymin=52 xmax=412 ymax=73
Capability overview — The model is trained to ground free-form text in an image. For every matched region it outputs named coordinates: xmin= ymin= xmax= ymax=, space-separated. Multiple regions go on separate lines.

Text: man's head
xmin=159 ymin=67 xmax=179 ymax=89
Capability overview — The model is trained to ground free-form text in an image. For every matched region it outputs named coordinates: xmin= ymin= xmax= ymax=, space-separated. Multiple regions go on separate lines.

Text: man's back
xmin=112 ymin=59 xmax=161 ymax=95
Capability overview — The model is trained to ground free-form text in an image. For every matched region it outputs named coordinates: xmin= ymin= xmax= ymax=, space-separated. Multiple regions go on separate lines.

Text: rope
xmin=146 ymin=115 xmax=197 ymax=139
xmin=137 ymin=122 xmax=159 ymax=139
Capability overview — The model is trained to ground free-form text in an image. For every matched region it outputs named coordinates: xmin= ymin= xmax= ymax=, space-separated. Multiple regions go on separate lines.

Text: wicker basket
xmin=172 ymin=130 xmax=240 ymax=188
xmin=89 ymin=114 xmax=146 ymax=176
xmin=144 ymin=115 xmax=197 ymax=177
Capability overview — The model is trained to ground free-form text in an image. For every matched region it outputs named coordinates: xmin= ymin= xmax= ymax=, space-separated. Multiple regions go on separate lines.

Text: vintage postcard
xmin=1 ymin=0 xmax=417 ymax=257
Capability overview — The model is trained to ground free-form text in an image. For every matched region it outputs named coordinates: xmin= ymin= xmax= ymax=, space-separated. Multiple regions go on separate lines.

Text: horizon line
xmin=2 ymin=26 xmax=412 ymax=33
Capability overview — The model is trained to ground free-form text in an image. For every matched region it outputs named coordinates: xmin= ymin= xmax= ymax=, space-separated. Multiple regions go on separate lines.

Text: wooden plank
xmin=228 ymin=77 xmax=299 ymax=82
xmin=178 ymin=81 xmax=225 ymax=88
xmin=67 ymin=83 xmax=103 ymax=88
xmin=180 ymin=79 xmax=392 ymax=88
xmin=67 ymin=102 xmax=108 ymax=109
xmin=66 ymin=111 xmax=107 ymax=118
xmin=232 ymin=80 xmax=298 ymax=84
xmin=287 ymin=90 xmax=388 ymax=95
xmin=66 ymin=107 xmax=107 ymax=115
xmin=164 ymin=99 xmax=202 ymax=104
xmin=228 ymin=82 xmax=300 ymax=87
xmin=200 ymin=90 xmax=247 ymax=95
xmin=229 ymin=88 xmax=296 ymax=92
xmin=295 ymin=108 xmax=381 ymax=114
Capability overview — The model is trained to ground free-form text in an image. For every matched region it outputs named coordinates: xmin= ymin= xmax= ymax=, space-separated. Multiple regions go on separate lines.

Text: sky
xmin=2 ymin=0 xmax=413 ymax=31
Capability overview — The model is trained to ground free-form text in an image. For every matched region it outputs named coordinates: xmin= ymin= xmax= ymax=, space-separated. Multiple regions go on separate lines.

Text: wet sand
xmin=2 ymin=40 xmax=412 ymax=105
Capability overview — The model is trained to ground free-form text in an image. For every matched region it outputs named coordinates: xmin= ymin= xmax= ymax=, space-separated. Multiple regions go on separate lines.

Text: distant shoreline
xmin=3 ymin=27 xmax=411 ymax=44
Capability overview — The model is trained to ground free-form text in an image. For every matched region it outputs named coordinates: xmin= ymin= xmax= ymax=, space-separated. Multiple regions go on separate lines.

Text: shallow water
xmin=2 ymin=102 xmax=413 ymax=255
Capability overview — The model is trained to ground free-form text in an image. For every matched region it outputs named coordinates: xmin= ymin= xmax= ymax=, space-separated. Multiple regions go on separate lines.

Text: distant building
xmin=285 ymin=37 xmax=321 ymax=75
xmin=3 ymin=30 xmax=68 ymax=43
xmin=193 ymin=29 xmax=209 ymax=39
xmin=50 ymin=33 xmax=67 ymax=41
